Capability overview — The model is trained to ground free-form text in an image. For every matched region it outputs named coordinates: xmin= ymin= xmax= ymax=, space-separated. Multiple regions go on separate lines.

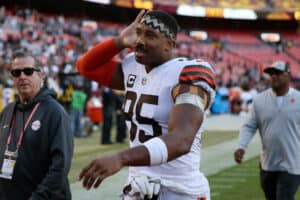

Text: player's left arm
xmin=162 ymin=62 xmax=216 ymax=160
xmin=163 ymin=85 xmax=211 ymax=159
xmin=133 ymin=62 xmax=216 ymax=163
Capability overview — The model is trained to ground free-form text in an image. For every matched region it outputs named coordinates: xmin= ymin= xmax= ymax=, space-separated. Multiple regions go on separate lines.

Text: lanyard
xmin=6 ymin=103 xmax=40 ymax=149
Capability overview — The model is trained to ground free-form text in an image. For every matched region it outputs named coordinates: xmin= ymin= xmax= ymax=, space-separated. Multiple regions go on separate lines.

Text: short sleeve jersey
xmin=121 ymin=53 xmax=216 ymax=184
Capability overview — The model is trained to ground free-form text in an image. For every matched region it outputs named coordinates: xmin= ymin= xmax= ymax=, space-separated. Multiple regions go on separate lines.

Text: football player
xmin=77 ymin=9 xmax=216 ymax=200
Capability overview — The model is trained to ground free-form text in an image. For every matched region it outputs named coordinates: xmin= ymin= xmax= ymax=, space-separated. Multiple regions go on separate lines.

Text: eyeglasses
xmin=10 ymin=67 xmax=40 ymax=78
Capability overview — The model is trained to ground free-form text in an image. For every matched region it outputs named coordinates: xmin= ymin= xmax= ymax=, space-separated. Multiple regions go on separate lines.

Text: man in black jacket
xmin=0 ymin=50 xmax=73 ymax=200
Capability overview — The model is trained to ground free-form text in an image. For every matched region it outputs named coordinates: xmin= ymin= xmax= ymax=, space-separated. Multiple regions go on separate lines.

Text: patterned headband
xmin=141 ymin=15 xmax=176 ymax=40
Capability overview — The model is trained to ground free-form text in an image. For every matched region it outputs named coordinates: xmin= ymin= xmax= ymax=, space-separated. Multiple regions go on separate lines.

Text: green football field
xmin=69 ymin=127 xmax=299 ymax=199
xmin=210 ymin=156 xmax=300 ymax=200
xmin=69 ymin=129 xmax=240 ymax=182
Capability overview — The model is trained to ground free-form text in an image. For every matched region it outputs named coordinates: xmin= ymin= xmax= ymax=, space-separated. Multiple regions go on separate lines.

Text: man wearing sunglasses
xmin=0 ymin=50 xmax=73 ymax=200
xmin=234 ymin=61 xmax=300 ymax=200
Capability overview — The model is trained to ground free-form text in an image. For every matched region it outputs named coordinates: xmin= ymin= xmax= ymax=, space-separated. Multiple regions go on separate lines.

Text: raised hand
xmin=116 ymin=9 xmax=146 ymax=49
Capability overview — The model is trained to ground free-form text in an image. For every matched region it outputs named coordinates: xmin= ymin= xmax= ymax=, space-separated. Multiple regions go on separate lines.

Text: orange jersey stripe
xmin=181 ymin=67 xmax=216 ymax=79
xmin=180 ymin=74 xmax=216 ymax=89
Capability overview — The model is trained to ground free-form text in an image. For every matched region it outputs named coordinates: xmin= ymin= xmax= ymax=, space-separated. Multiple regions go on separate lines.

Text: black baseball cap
xmin=264 ymin=61 xmax=291 ymax=74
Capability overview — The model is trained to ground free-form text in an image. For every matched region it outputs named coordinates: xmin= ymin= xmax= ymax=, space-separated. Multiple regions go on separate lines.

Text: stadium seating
xmin=285 ymin=46 xmax=300 ymax=61
xmin=209 ymin=30 xmax=261 ymax=44
xmin=1 ymin=6 xmax=300 ymax=99
xmin=153 ymin=0 xmax=300 ymax=11
xmin=154 ymin=0 xmax=268 ymax=10
xmin=270 ymin=0 xmax=300 ymax=12
xmin=227 ymin=41 xmax=300 ymax=77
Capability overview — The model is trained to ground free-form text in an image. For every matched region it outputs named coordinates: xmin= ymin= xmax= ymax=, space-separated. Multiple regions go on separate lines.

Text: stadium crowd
xmin=0 ymin=6 xmax=299 ymax=121
xmin=154 ymin=0 xmax=300 ymax=11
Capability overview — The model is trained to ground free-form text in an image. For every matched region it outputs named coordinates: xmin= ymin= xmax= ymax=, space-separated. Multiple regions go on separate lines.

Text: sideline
xmin=71 ymin=114 xmax=261 ymax=200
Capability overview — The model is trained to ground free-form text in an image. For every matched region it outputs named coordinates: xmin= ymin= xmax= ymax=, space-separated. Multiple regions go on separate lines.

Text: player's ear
xmin=164 ymin=38 xmax=175 ymax=53
xmin=168 ymin=38 xmax=176 ymax=48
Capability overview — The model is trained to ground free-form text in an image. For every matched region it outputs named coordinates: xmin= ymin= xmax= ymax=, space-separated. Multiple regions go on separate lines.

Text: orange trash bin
xmin=86 ymin=97 xmax=103 ymax=124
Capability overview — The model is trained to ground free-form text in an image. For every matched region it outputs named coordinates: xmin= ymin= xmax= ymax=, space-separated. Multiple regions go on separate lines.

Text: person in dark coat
xmin=0 ymin=50 xmax=73 ymax=200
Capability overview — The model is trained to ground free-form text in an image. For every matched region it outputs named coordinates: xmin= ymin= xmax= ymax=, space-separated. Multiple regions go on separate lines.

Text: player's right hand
xmin=234 ymin=148 xmax=245 ymax=164
xmin=79 ymin=154 xmax=123 ymax=190
xmin=117 ymin=9 xmax=146 ymax=49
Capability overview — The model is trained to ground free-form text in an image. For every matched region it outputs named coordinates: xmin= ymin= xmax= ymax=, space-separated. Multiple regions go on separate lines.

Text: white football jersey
xmin=121 ymin=53 xmax=216 ymax=195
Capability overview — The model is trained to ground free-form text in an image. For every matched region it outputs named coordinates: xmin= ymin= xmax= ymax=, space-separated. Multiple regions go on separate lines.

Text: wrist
xmin=115 ymin=37 xmax=125 ymax=50
xmin=118 ymin=150 xmax=130 ymax=166
xmin=143 ymin=137 xmax=168 ymax=166
xmin=118 ymin=146 xmax=151 ymax=166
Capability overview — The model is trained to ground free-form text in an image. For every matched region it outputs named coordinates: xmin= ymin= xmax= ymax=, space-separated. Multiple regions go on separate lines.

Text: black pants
xmin=115 ymin=94 xmax=126 ymax=143
xmin=102 ymin=105 xmax=114 ymax=144
xmin=102 ymin=89 xmax=126 ymax=144
xmin=116 ymin=111 xmax=126 ymax=143
xmin=260 ymin=167 xmax=300 ymax=200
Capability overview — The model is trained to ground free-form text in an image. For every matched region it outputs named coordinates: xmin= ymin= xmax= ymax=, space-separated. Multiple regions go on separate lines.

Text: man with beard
xmin=0 ymin=50 xmax=73 ymax=199
xmin=77 ymin=10 xmax=216 ymax=200
xmin=234 ymin=61 xmax=300 ymax=200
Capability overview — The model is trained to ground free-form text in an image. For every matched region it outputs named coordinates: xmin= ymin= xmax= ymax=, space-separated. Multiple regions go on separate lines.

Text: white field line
xmin=211 ymin=177 xmax=246 ymax=182
xmin=201 ymin=134 xmax=260 ymax=176
xmin=218 ymin=172 xmax=258 ymax=177
xmin=211 ymin=185 xmax=234 ymax=189
xmin=211 ymin=192 xmax=220 ymax=196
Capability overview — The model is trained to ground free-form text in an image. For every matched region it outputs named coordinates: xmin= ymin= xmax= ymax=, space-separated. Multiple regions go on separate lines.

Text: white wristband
xmin=143 ymin=137 xmax=168 ymax=166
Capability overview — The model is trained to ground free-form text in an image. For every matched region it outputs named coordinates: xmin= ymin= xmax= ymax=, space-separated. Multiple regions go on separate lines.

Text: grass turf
xmin=209 ymin=156 xmax=300 ymax=200
xmin=70 ymin=129 xmax=300 ymax=199
xmin=69 ymin=130 xmax=238 ymax=182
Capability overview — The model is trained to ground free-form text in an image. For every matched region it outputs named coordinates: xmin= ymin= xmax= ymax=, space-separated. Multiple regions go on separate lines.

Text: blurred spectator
xmin=101 ymin=87 xmax=117 ymax=144
xmin=59 ymin=82 xmax=73 ymax=112
xmin=229 ymin=86 xmax=242 ymax=114
xmin=1 ymin=84 xmax=15 ymax=111
xmin=210 ymin=84 xmax=230 ymax=114
xmin=239 ymin=76 xmax=258 ymax=115
xmin=70 ymin=84 xmax=87 ymax=137
xmin=114 ymin=90 xmax=127 ymax=143
xmin=101 ymin=87 xmax=115 ymax=144
xmin=86 ymin=92 xmax=103 ymax=135
xmin=100 ymin=87 xmax=127 ymax=144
